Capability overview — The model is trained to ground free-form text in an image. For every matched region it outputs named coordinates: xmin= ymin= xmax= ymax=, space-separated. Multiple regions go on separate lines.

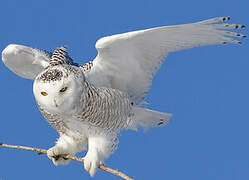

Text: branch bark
xmin=0 ymin=142 xmax=134 ymax=180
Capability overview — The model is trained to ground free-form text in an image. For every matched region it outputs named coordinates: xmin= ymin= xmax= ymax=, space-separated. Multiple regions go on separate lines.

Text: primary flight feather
xmin=1 ymin=17 xmax=245 ymax=177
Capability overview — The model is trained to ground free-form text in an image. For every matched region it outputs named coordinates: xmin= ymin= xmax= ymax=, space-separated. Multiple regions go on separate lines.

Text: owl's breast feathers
xmin=75 ymin=81 xmax=134 ymax=131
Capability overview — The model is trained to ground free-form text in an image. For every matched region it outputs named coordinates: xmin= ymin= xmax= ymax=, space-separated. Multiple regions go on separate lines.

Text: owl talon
xmin=53 ymin=155 xmax=60 ymax=161
xmin=47 ymin=146 xmax=71 ymax=165
xmin=53 ymin=155 xmax=68 ymax=161
xmin=83 ymin=151 xmax=103 ymax=177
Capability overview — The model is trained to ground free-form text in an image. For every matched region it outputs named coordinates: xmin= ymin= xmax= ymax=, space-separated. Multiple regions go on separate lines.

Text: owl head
xmin=33 ymin=46 xmax=85 ymax=115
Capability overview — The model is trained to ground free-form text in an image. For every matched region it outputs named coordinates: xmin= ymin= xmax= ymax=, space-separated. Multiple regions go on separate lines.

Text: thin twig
xmin=0 ymin=142 xmax=134 ymax=180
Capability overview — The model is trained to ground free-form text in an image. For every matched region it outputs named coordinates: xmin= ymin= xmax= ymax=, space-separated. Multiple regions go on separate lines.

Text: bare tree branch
xmin=0 ymin=142 xmax=134 ymax=180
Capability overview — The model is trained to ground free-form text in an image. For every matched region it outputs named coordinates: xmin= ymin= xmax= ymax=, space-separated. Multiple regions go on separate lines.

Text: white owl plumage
xmin=2 ymin=17 xmax=245 ymax=177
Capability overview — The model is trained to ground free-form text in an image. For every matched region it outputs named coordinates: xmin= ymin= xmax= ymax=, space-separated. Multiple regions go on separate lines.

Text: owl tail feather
xmin=128 ymin=107 xmax=172 ymax=130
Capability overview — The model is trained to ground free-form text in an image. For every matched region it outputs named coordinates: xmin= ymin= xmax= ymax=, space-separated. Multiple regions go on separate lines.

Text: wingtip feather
xmin=2 ymin=44 xmax=19 ymax=62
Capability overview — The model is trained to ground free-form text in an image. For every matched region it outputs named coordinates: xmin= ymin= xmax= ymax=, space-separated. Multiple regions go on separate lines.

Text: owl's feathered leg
xmin=84 ymin=133 xmax=118 ymax=177
xmin=47 ymin=134 xmax=87 ymax=165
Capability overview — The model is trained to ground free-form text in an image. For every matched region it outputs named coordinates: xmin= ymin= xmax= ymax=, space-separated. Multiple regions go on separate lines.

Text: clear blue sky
xmin=0 ymin=0 xmax=248 ymax=180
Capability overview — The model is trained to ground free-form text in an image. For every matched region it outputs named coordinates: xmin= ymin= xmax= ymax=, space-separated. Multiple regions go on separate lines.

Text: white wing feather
xmin=2 ymin=44 xmax=50 ymax=79
xmin=85 ymin=17 xmax=245 ymax=104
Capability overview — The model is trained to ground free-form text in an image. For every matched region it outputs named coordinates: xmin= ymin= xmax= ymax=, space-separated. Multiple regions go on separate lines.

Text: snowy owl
xmin=2 ymin=17 xmax=245 ymax=177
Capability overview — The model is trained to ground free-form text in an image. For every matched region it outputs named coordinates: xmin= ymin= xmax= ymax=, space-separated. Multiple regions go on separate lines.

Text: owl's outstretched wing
xmin=2 ymin=44 xmax=51 ymax=79
xmin=84 ymin=17 xmax=245 ymax=104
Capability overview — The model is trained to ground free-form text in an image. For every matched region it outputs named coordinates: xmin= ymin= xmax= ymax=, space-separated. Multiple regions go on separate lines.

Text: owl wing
xmin=84 ymin=17 xmax=245 ymax=104
xmin=2 ymin=44 xmax=51 ymax=79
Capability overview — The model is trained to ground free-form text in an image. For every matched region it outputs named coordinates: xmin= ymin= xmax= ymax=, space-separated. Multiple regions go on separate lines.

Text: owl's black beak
xmin=53 ymin=99 xmax=58 ymax=107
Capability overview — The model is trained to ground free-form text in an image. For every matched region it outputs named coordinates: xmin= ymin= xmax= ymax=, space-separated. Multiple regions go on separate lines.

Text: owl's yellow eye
xmin=41 ymin=91 xmax=48 ymax=96
xmin=60 ymin=87 xmax=67 ymax=93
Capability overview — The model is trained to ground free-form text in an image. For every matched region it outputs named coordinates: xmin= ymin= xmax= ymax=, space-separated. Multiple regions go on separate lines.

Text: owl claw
xmin=83 ymin=151 xmax=103 ymax=177
xmin=47 ymin=146 xmax=71 ymax=165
